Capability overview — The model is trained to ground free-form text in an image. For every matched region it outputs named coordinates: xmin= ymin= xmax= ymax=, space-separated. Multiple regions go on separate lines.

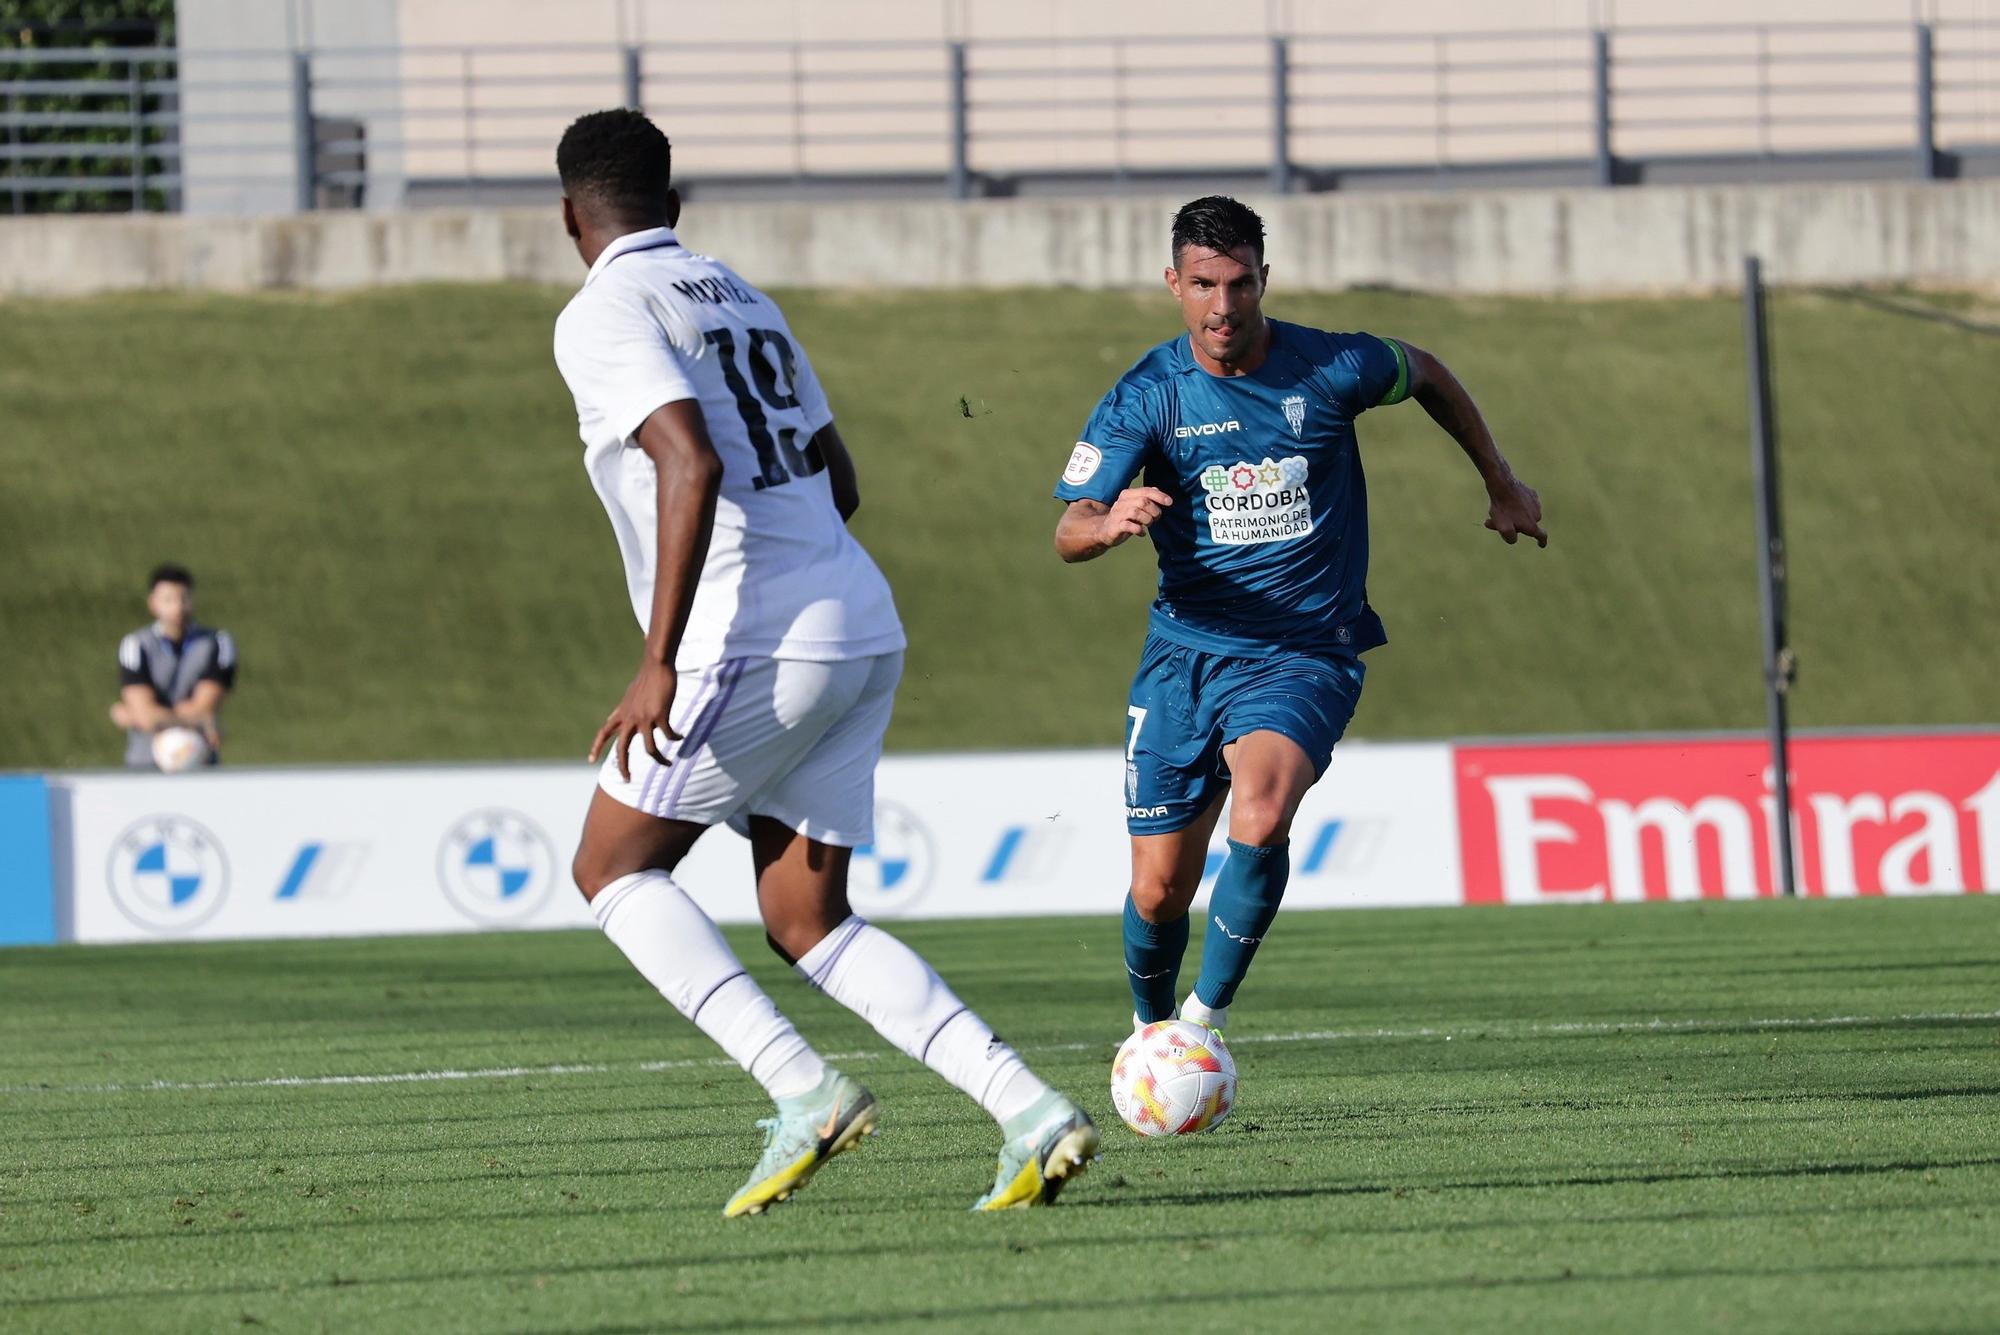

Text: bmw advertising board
xmin=61 ymin=768 xmax=600 ymax=944
xmin=105 ymin=815 xmax=231 ymax=932
xmin=52 ymin=743 xmax=1460 ymax=944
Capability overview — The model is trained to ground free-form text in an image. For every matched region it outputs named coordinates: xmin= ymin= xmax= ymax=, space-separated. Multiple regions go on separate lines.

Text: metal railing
xmin=0 ymin=47 xmax=180 ymax=211
xmin=2 ymin=18 xmax=1996 ymax=214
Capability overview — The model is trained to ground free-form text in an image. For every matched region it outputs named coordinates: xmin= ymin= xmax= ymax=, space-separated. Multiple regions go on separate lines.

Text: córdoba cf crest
xmin=1281 ymin=394 xmax=1306 ymax=439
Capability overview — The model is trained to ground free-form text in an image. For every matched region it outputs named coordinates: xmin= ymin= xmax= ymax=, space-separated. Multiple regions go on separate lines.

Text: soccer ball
xmin=151 ymin=726 xmax=211 ymax=774
xmin=1110 ymin=1019 xmax=1236 ymax=1137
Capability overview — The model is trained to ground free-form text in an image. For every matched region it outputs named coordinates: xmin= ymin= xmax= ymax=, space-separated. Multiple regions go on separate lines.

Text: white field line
xmin=5 ymin=1010 xmax=1997 ymax=1097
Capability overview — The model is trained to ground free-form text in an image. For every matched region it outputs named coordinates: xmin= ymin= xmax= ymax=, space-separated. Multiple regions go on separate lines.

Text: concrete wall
xmin=2 ymin=180 xmax=1995 ymax=298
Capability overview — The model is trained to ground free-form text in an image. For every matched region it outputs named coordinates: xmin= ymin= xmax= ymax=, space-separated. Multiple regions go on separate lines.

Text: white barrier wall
xmin=56 ymin=744 xmax=1460 ymax=944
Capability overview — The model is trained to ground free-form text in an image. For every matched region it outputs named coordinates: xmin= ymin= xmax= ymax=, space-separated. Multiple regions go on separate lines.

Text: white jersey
xmin=553 ymin=226 xmax=904 ymax=670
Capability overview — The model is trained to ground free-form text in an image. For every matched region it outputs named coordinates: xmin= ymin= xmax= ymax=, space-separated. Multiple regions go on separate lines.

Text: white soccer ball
xmin=1110 ymin=1019 xmax=1237 ymax=1137
xmin=151 ymin=726 xmax=211 ymax=774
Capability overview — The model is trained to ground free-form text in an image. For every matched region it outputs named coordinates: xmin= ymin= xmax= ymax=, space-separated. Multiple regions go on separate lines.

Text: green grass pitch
xmin=2 ymin=285 xmax=1996 ymax=769
xmin=4 ymin=897 xmax=1997 ymax=1331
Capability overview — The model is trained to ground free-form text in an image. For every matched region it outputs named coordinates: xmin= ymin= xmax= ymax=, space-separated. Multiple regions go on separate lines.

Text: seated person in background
xmin=109 ymin=563 xmax=238 ymax=769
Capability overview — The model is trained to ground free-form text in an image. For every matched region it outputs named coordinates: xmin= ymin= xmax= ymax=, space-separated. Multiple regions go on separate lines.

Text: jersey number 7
xmin=703 ymin=326 xmax=827 ymax=492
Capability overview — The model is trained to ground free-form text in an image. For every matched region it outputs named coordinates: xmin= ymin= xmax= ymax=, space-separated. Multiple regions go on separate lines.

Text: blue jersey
xmin=1053 ymin=320 xmax=1410 ymax=658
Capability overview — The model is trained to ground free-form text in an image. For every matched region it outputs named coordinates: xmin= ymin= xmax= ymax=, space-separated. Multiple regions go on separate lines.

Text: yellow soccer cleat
xmin=972 ymin=1091 xmax=1100 ymax=1211
xmin=723 ymin=1070 xmax=879 ymax=1218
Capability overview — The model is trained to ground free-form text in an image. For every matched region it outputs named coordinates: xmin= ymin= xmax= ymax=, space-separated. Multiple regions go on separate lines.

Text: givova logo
xmin=851 ymin=802 xmax=934 ymax=914
xmin=106 ymin=815 xmax=229 ymax=932
xmin=437 ymin=809 xmax=557 ymax=924
xmin=1174 ymin=420 xmax=1241 ymax=439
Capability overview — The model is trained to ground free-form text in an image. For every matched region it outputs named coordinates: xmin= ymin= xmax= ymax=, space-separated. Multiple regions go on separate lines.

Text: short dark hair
xmin=557 ymin=109 xmax=673 ymax=221
xmin=149 ymin=563 xmax=193 ymax=591
xmin=1171 ymin=195 xmax=1266 ymax=267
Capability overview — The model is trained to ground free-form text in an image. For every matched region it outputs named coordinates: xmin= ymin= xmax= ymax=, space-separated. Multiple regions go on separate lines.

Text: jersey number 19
xmin=703 ymin=326 xmax=826 ymax=492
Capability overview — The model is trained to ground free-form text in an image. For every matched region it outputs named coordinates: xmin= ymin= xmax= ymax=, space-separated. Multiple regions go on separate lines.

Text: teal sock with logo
xmin=1122 ymin=894 xmax=1188 ymax=1024
xmin=1193 ymin=838 xmax=1290 ymax=1010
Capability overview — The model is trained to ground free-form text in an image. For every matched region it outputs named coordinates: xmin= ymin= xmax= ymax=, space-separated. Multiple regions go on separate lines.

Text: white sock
xmin=1181 ymin=992 xmax=1228 ymax=1031
xmin=591 ymin=871 xmax=825 ymax=1101
xmin=796 ymin=915 xmax=1049 ymax=1125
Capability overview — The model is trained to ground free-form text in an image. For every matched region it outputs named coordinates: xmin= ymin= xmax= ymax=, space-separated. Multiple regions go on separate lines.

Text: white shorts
xmin=597 ymin=651 xmax=902 ymax=847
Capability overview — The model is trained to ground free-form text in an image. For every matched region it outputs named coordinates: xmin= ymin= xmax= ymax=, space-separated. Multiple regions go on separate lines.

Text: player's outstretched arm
xmin=589 ymin=399 xmax=724 ymax=780
xmin=1398 ymin=341 xmax=1548 ymax=549
xmin=1054 ymin=489 xmax=1173 ymax=563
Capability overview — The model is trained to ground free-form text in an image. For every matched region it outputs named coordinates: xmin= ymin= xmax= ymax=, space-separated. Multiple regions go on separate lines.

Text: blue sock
xmin=1122 ymin=894 xmax=1188 ymax=1024
xmin=1194 ymin=838 xmax=1290 ymax=1010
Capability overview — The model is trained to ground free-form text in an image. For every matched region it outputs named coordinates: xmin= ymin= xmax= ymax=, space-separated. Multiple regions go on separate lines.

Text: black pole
xmin=1743 ymin=256 xmax=1798 ymax=898
xmin=1269 ymin=36 xmax=1292 ymax=194
xmin=1915 ymin=22 xmax=1938 ymax=181
xmin=1591 ymin=29 xmax=1614 ymax=188
xmin=948 ymin=42 xmax=970 ymax=200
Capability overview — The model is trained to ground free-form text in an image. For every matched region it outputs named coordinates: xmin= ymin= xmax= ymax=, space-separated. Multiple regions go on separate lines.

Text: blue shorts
xmin=1122 ymin=633 xmax=1365 ymax=836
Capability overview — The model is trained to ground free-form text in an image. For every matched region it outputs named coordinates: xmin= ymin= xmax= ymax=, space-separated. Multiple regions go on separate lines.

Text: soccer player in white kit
xmin=550 ymin=110 xmax=1097 ymax=1216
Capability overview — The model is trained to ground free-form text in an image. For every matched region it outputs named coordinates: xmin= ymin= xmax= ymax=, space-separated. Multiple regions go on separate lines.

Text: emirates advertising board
xmin=1456 ymin=733 xmax=2000 ymax=903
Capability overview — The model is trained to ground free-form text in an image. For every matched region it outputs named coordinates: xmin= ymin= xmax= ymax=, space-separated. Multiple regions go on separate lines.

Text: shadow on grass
xmin=1814 ymin=288 xmax=2000 ymax=338
xmin=8 ymin=1178 xmax=1992 ymax=1260
xmin=1063 ymin=1153 xmax=2000 ymax=1211
xmin=1738 ymin=956 xmax=2000 ymax=976
xmin=1849 ymin=1084 xmax=2000 ymax=1102
xmin=18 ymin=1246 xmax=1998 ymax=1324
xmin=12 ymin=1155 xmax=2000 ymax=1307
xmin=520 ymin=1255 xmax=2000 ymax=1334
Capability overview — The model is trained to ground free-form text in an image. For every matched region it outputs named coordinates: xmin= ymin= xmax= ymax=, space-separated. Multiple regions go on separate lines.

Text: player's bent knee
xmin=571 ymin=848 xmax=631 ymax=903
xmin=1228 ymin=793 xmax=1296 ymax=848
xmin=762 ymin=916 xmax=835 ymax=965
xmin=1130 ymin=873 xmax=1197 ymax=922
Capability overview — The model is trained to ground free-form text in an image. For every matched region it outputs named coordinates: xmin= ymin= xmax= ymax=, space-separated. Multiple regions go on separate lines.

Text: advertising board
xmin=1456 ymin=733 xmax=2000 ymax=903
xmin=54 ymin=742 xmax=1460 ymax=943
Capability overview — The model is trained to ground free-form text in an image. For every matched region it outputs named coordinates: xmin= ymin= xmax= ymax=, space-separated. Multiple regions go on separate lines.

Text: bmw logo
xmin=106 ymin=815 xmax=229 ymax=932
xmin=850 ymin=802 xmax=934 ymax=914
xmin=437 ymin=809 xmax=557 ymax=924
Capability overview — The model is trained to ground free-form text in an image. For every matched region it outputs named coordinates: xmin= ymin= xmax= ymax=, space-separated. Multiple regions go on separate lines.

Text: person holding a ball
xmin=109 ymin=563 xmax=238 ymax=771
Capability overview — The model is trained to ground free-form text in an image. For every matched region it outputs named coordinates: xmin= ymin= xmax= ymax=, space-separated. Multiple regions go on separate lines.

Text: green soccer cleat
xmin=971 ymin=1090 xmax=1100 ymax=1211
xmin=722 ymin=1069 xmax=879 ymax=1218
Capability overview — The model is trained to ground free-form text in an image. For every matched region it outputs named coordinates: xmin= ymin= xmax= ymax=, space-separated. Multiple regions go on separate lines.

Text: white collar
xmin=583 ymin=226 xmax=681 ymax=286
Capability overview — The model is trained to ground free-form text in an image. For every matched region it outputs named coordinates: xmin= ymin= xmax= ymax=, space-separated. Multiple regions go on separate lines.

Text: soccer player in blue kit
xmin=1053 ymin=196 xmax=1547 ymax=1037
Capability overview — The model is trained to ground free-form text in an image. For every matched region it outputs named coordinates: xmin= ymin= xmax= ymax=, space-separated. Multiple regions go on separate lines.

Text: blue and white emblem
xmin=437 ymin=809 xmax=556 ymax=924
xmin=850 ymin=802 xmax=934 ymax=915
xmin=1281 ymin=394 xmax=1307 ymax=439
xmin=107 ymin=815 xmax=229 ymax=932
